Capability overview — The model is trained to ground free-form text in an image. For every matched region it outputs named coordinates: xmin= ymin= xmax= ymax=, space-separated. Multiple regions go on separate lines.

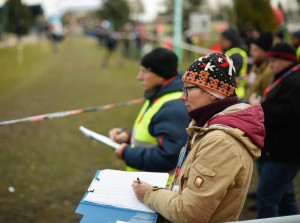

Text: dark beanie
xmin=275 ymin=30 xmax=284 ymax=39
xmin=141 ymin=47 xmax=178 ymax=79
xmin=221 ymin=27 xmax=240 ymax=45
xmin=253 ymin=31 xmax=273 ymax=52
xmin=268 ymin=42 xmax=298 ymax=62
xmin=293 ymin=30 xmax=300 ymax=39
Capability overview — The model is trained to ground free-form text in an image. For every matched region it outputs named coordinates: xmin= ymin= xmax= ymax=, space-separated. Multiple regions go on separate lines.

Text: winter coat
xmin=122 ymin=74 xmax=191 ymax=172
xmin=245 ymin=59 xmax=273 ymax=100
xmin=261 ymin=64 xmax=300 ymax=163
xmin=144 ymin=103 xmax=265 ymax=223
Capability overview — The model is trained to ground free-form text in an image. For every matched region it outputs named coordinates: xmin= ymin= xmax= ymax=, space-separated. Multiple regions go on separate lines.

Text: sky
xmin=0 ymin=0 xmax=162 ymax=20
xmin=139 ymin=0 xmax=162 ymax=22
xmin=0 ymin=0 xmax=298 ymax=21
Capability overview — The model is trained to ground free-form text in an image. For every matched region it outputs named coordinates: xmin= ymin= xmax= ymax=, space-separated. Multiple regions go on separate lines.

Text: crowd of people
xmin=83 ymin=19 xmax=152 ymax=67
xmin=71 ymin=20 xmax=300 ymax=222
xmin=4 ymin=3 xmax=300 ymax=222
xmin=218 ymin=27 xmax=300 ymax=220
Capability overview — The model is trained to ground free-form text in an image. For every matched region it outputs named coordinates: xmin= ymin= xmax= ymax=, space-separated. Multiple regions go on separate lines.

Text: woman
xmin=132 ymin=53 xmax=265 ymax=223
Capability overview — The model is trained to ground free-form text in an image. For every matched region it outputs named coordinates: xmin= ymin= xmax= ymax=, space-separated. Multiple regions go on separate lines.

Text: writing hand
xmin=109 ymin=128 xmax=129 ymax=143
xmin=132 ymin=180 xmax=153 ymax=202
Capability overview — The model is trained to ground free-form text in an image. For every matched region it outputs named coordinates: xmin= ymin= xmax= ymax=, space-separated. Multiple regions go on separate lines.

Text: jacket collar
xmin=256 ymin=58 xmax=269 ymax=72
xmin=187 ymin=103 xmax=265 ymax=155
xmin=274 ymin=63 xmax=298 ymax=81
xmin=188 ymin=96 xmax=239 ymax=127
xmin=145 ymin=74 xmax=184 ymax=102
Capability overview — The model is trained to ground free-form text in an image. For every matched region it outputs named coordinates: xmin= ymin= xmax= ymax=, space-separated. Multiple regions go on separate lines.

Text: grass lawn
xmin=0 ymin=34 xmax=299 ymax=222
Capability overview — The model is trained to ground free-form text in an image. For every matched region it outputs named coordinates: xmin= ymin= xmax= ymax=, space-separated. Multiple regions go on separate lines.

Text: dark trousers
xmin=256 ymin=159 xmax=300 ymax=218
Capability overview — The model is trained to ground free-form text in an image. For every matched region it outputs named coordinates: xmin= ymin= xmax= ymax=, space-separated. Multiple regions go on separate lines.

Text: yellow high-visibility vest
xmin=126 ymin=92 xmax=182 ymax=185
xmin=296 ymin=46 xmax=300 ymax=61
xmin=226 ymin=47 xmax=248 ymax=99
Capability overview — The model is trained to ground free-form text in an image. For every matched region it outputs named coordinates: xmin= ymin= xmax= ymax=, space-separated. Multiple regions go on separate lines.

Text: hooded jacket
xmin=144 ymin=103 xmax=265 ymax=223
xmin=122 ymin=74 xmax=191 ymax=172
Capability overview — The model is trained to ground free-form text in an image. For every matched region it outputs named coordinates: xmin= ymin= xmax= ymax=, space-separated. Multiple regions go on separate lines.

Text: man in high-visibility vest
xmin=109 ymin=48 xmax=190 ymax=183
xmin=220 ymin=27 xmax=248 ymax=99
xmin=291 ymin=30 xmax=300 ymax=61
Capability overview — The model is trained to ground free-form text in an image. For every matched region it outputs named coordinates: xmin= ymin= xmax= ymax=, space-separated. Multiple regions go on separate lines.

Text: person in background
xmin=132 ymin=52 xmax=265 ymax=223
xmin=249 ymin=43 xmax=300 ymax=218
xmin=220 ymin=27 xmax=248 ymax=99
xmin=245 ymin=31 xmax=274 ymax=211
xmin=109 ymin=48 xmax=190 ymax=184
xmin=245 ymin=32 xmax=274 ymax=100
xmin=273 ymin=29 xmax=285 ymax=44
xmin=14 ymin=18 xmax=24 ymax=42
xmin=48 ymin=15 xmax=64 ymax=53
xmin=291 ymin=30 xmax=300 ymax=61
xmin=101 ymin=30 xmax=118 ymax=68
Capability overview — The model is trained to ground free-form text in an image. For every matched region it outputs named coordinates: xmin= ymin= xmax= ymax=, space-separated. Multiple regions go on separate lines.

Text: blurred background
xmin=0 ymin=0 xmax=299 ymax=222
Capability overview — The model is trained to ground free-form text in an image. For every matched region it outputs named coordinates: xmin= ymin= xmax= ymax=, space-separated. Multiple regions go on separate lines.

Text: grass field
xmin=0 ymin=34 xmax=299 ymax=222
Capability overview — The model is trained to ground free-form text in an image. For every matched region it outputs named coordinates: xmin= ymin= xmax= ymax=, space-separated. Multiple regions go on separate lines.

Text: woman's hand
xmin=132 ymin=180 xmax=153 ymax=202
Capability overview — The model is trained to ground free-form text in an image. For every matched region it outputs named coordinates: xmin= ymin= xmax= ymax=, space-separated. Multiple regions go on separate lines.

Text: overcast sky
xmin=0 ymin=0 xmax=297 ymax=20
xmin=0 ymin=0 xmax=159 ymax=19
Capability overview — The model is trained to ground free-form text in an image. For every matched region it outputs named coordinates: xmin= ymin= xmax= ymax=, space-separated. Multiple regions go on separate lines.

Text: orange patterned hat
xmin=182 ymin=53 xmax=237 ymax=98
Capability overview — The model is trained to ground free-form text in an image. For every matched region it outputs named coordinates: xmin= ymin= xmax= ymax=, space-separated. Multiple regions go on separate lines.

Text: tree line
xmin=0 ymin=0 xmax=284 ymax=36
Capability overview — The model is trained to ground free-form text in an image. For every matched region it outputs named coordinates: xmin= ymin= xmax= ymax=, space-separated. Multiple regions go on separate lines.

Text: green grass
xmin=0 ymin=36 xmax=142 ymax=222
xmin=0 ymin=35 xmax=299 ymax=222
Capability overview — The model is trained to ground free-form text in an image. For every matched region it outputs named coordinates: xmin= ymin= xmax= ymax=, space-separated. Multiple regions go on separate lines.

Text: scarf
xmin=188 ymin=96 xmax=239 ymax=127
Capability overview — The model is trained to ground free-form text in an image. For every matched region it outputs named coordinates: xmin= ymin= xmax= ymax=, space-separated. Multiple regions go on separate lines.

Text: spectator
xmin=291 ymin=30 xmax=300 ymax=61
xmin=132 ymin=52 xmax=265 ymax=223
xmin=14 ymin=19 xmax=24 ymax=42
xmin=133 ymin=25 xmax=142 ymax=60
xmin=109 ymin=48 xmax=190 ymax=184
xmin=249 ymin=43 xmax=300 ymax=218
xmin=245 ymin=32 xmax=274 ymax=100
xmin=101 ymin=31 xmax=118 ymax=68
xmin=220 ymin=27 xmax=248 ymax=99
xmin=273 ymin=29 xmax=285 ymax=44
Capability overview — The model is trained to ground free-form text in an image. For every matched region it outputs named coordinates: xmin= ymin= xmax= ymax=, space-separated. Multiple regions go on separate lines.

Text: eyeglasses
xmin=182 ymin=86 xmax=200 ymax=97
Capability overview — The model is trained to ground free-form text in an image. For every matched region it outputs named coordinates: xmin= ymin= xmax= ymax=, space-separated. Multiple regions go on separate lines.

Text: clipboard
xmin=75 ymin=170 xmax=164 ymax=223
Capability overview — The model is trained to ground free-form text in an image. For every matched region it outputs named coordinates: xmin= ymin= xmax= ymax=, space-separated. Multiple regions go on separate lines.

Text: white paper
xmin=84 ymin=169 xmax=169 ymax=213
xmin=79 ymin=126 xmax=120 ymax=149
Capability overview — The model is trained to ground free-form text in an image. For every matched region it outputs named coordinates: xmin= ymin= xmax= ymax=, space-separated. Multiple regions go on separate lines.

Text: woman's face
xmin=180 ymin=83 xmax=215 ymax=112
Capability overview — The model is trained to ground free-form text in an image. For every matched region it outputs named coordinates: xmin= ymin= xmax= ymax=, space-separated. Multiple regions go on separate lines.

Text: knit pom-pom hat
xmin=182 ymin=53 xmax=240 ymax=98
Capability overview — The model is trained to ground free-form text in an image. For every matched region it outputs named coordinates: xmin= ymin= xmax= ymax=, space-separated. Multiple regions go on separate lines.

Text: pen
xmin=118 ymin=127 xmax=126 ymax=135
xmin=137 ymin=177 xmax=141 ymax=184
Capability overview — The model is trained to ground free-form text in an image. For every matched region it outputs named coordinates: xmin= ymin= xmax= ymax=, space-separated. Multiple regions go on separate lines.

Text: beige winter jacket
xmin=245 ymin=60 xmax=273 ymax=100
xmin=144 ymin=103 xmax=265 ymax=223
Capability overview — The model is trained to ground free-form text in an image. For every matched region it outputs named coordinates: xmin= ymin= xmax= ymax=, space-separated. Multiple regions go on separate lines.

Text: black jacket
xmin=261 ymin=64 xmax=300 ymax=163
